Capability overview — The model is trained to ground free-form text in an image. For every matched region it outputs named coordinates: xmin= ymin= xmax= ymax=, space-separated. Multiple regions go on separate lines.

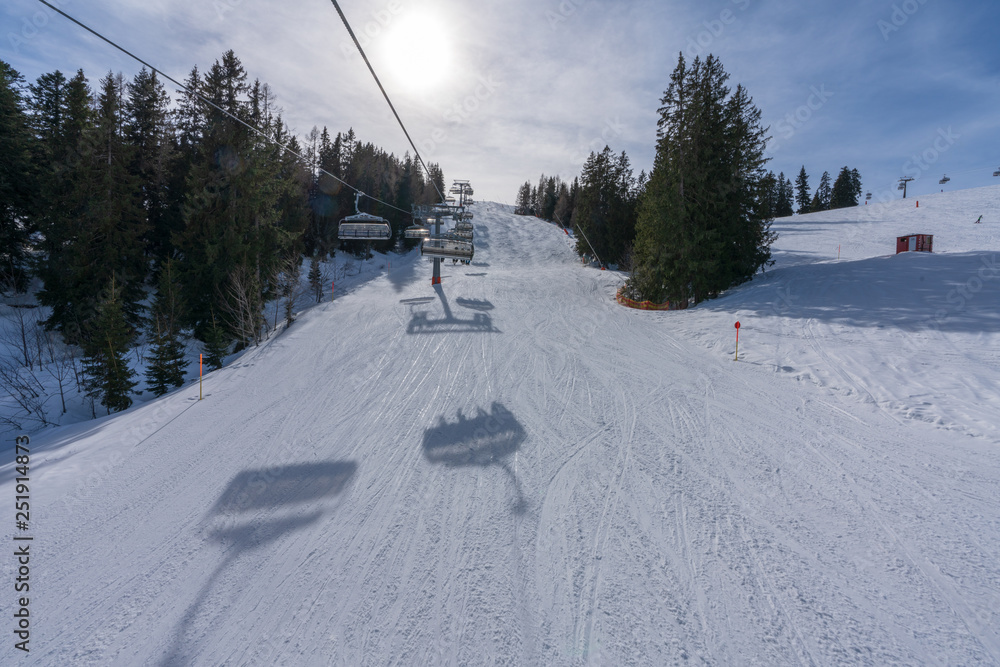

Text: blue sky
xmin=3 ymin=0 xmax=999 ymax=206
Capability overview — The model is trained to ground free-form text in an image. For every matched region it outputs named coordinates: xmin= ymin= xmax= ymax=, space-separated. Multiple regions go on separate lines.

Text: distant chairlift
xmin=897 ymin=182 xmax=905 ymax=191
xmin=404 ymin=221 xmax=430 ymax=239
xmin=421 ymin=236 xmax=474 ymax=263
xmin=994 ymin=167 xmax=1000 ymax=177
xmin=939 ymin=174 xmax=950 ymax=185
xmin=865 ymin=191 xmax=873 ymax=201
xmin=338 ymin=193 xmax=391 ymax=240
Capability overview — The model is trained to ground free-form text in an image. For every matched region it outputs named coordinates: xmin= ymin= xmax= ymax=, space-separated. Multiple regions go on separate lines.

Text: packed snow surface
xmin=5 ymin=188 xmax=1000 ymax=665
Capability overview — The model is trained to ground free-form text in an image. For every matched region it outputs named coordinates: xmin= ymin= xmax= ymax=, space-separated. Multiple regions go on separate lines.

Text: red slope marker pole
xmin=199 ymin=353 xmax=203 ymax=400
xmin=734 ymin=321 xmax=741 ymax=361
xmin=332 ymin=280 xmax=335 ymax=301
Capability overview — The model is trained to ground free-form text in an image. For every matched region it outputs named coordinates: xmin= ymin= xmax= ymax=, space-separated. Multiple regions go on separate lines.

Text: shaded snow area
xmin=3 ymin=191 xmax=999 ymax=665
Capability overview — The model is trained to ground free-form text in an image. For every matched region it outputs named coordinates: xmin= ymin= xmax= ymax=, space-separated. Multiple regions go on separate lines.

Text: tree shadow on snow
xmin=406 ymin=284 xmax=500 ymax=334
xmin=705 ymin=251 xmax=1000 ymax=333
xmin=158 ymin=461 xmax=357 ymax=666
xmin=422 ymin=403 xmax=527 ymax=514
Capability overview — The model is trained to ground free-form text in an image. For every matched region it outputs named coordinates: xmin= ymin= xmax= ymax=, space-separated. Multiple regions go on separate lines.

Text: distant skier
xmin=975 ymin=215 xmax=983 ymax=224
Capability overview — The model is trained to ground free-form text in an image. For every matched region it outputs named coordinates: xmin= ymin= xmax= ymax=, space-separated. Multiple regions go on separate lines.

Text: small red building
xmin=896 ymin=233 xmax=933 ymax=254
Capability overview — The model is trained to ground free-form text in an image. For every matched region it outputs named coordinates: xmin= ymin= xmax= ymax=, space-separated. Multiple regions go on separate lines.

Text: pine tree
xmin=794 ymin=166 xmax=811 ymax=214
xmin=514 ymin=181 xmax=532 ymax=214
xmin=0 ymin=60 xmax=34 ymax=290
xmin=779 ymin=175 xmax=795 ymax=217
xmin=572 ymin=147 xmax=638 ymax=267
xmin=308 ymin=255 xmax=323 ymax=302
xmin=830 ymin=166 xmax=862 ymax=209
xmin=144 ymin=260 xmax=188 ymax=396
xmin=628 ymin=53 xmax=774 ymax=304
xmin=774 ymin=171 xmax=794 ymax=217
xmin=82 ymin=278 xmax=137 ymax=413
xmin=201 ymin=311 xmax=230 ymax=371
xmin=34 ymin=71 xmax=147 ymax=344
xmin=125 ymin=68 xmax=175 ymax=269
xmin=815 ymin=171 xmax=832 ymax=211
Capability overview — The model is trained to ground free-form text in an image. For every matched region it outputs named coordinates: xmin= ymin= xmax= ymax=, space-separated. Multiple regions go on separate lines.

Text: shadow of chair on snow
xmin=422 ymin=403 xmax=527 ymax=514
xmin=159 ymin=461 xmax=357 ymax=666
xmin=406 ymin=284 xmax=500 ymax=334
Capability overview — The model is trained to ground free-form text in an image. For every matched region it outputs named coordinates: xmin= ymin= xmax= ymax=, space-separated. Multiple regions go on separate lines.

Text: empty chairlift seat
xmin=338 ymin=212 xmax=391 ymax=240
xmin=404 ymin=222 xmax=430 ymax=239
xmin=421 ymin=236 xmax=474 ymax=261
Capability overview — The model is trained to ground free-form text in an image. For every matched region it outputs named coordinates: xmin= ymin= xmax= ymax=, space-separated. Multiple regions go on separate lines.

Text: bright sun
xmin=382 ymin=13 xmax=453 ymax=90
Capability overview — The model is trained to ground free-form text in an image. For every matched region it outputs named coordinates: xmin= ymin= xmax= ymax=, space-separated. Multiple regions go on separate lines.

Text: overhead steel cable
xmin=33 ymin=0 xmax=412 ymax=217
xmin=327 ymin=0 xmax=446 ymax=204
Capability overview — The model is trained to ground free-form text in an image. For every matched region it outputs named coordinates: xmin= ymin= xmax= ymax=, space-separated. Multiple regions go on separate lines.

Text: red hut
xmin=896 ymin=234 xmax=933 ymax=254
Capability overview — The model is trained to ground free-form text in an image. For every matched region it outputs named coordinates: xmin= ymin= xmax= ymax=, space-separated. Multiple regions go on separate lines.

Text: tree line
xmin=514 ymin=53 xmax=864 ymax=305
xmin=0 ymin=51 xmax=442 ymax=416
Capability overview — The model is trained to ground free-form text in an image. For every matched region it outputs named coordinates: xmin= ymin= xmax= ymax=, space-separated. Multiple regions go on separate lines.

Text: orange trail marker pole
xmin=734 ymin=321 xmax=741 ymax=361
xmin=838 ymin=244 xmax=841 ymax=259
xmin=199 ymin=354 xmax=203 ymax=400
xmin=331 ymin=280 xmax=335 ymax=300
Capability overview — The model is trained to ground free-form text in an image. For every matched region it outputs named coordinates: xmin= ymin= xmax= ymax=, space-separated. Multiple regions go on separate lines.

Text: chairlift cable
xmin=326 ymin=0 xmax=446 ymax=204
xmin=33 ymin=0 xmax=412 ymax=217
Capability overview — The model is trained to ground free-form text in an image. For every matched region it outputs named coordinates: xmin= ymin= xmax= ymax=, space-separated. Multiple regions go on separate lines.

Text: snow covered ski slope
xmin=5 ymin=192 xmax=1000 ymax=665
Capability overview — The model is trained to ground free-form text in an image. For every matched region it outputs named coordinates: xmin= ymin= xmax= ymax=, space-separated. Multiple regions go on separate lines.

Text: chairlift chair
xmin=404 ymin=222 xmax=430 ymax=239
xmin=865 ymin=192 xmax=872 ymax=200
xmin=455 ymin=220 xmax=473 ymax=232
xmin=994 ymin=167 xmax=1000 ymax=177
xmin=897 ymin=182 xmax=905 ymax=191
xmin=939 ymin=174 xmax=950 ymax=185
xmin=338 ymin=193 xmax=390 ymax=240
xmin=421 ymin=237 xmax=474 ymax=262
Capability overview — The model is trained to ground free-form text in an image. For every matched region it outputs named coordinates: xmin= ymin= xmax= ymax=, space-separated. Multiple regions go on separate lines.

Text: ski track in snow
xmin=4 ymin=194 xmax=1000 ymax=665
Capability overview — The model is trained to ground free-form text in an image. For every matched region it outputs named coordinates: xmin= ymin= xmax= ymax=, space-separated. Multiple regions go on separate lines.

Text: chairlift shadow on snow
xmin=455 ymin=297 xmax=495 ymax=311
xmin=159 ymin=461 xmax=357 ymax=666
xmin=405 ymin=284 xmax=500 ymax=334
xmin=422 ymin=402 xmax=527 ymax=515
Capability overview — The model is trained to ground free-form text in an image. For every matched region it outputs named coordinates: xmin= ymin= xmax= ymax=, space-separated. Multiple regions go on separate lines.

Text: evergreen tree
xmin=774 ymin=171 xmax=794 ymax=217
xmin=572 ymin=147 xmax=637 ymax=267
xmin=794 ymin=166 xmax=811 ymax=214
xmin=82 ymin=279 xmax=137 ymax=413
xmin=201 ymin=311 xmax=230 ymax=370
xmin=308 ymin=254 xmax=323 ymax=302
xmin=553 ymin=181 xmax=572 ymax=225
xmin=628 ymin=53 xmax=774 ymax=304
xmin=830 ymin=166 xmax=862 ymax=209
xmin=125 ymin=68 xmax=175 ymax=269
xmin=815 ymin=171 xmax=832 ymax=211
xmin=35 ymin=71 xmax=148 ymax=344
xmin=514 ymin=181 xmax=531 ymax=214
xmin=173 ymin=51 xmax=283 ymax=338
xmin=144 ymin=260 xmax=188 ymax=396
xmin=0 ymin=60 xmax=34 ymax=290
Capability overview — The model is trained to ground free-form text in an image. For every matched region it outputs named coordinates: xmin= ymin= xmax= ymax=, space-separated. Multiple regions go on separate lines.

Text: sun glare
xmin=382 ymin=13 xmax=453 ymax=90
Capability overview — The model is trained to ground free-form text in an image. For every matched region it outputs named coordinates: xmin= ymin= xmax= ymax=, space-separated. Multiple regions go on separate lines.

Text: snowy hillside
xmin=3 ymin=190 xmax=999 ymax=665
